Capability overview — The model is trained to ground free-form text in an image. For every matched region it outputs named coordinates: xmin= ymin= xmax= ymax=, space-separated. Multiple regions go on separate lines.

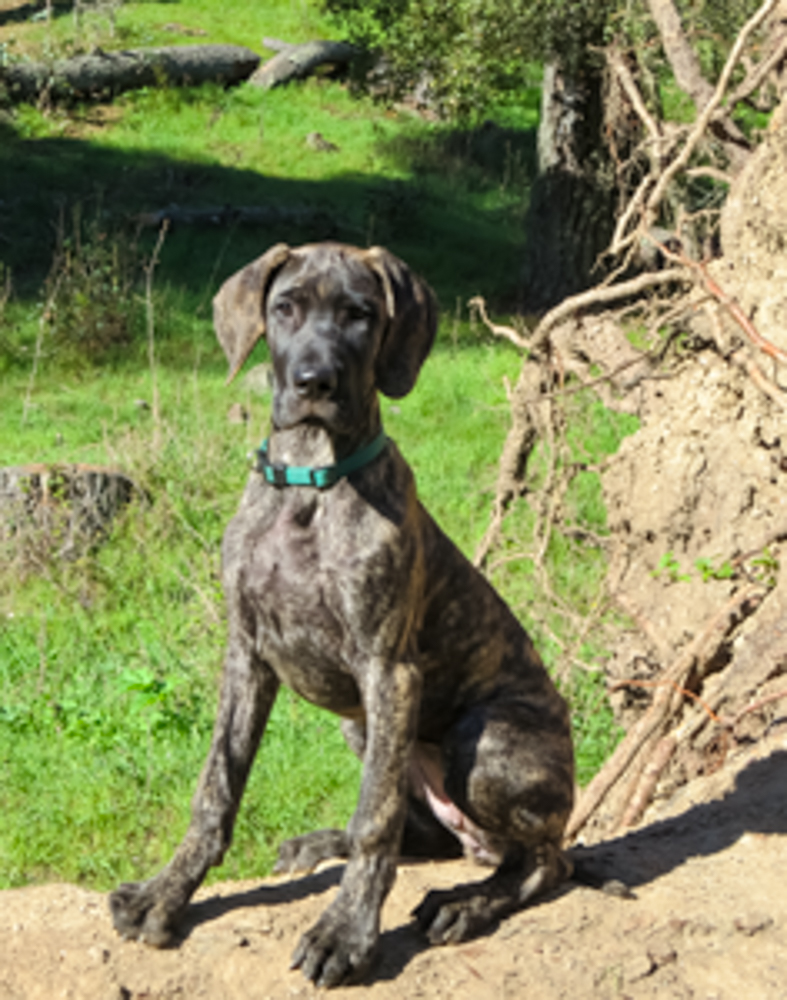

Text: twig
xmin=698 ymin=261 xmax=787 ymax=366
xmin=532 ymin=269 xmax=688 ymax=346
xmin=725 ymin=34 xmax=787 ymax=108
xmin=608 ymin=677 xmax=723 ymax=724
xmin=468 ymin=296 xmax=530 ymax=350
xmin=617 ymin=731 xmax=678 ymax=828
xmin=609 ymin=174 xmax=655 ymax=256
xmin=730 ymin=350 xmax=787 ymax=410
xmin=685 ymin=166 xmax=734 ymax=184
xmin=727 ymin=688 xmax=787 ymax=728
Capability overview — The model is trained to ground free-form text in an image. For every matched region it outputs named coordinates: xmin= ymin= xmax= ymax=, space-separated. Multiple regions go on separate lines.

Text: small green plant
xmin=749 ymin=547 xmax=780 ymax=588
xmin=694 ymin=556 xmax=735 ymax=582
xmin=652 ymin=550 xmax=690 ymax=583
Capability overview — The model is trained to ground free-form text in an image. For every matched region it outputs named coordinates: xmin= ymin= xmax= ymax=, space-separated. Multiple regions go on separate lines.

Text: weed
xmin=694 ymin=556 xmax=734 ymax=583
xmin=44 ymin=202 xmax=142 ymax=364
xmin=749 ymin=547 xmax=779 ymax=588
xmin=652 ymin=551 xmax=691 ymax=583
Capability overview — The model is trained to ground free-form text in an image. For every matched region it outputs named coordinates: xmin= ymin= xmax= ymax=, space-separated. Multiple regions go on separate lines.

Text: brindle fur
xmin=109 ymin=243 xmax=575 ymax=988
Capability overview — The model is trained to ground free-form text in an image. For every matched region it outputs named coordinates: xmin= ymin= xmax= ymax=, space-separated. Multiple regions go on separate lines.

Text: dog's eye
xmin=345 ymin=305 xmax=371 ymax=323
xmin=274 ymin=300 xmax=295 ymax=319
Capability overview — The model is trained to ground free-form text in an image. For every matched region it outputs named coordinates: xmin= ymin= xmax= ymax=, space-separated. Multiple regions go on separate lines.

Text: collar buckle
xmin=268 ymin=461 xmax=289 ymax=488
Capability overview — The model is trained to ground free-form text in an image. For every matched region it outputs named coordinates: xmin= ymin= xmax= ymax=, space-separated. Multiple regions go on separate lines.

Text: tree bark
xmin=1 ymin=44 xmax=260 ymax=103
xmin=520 ymin=61 xmax=618 ymax=312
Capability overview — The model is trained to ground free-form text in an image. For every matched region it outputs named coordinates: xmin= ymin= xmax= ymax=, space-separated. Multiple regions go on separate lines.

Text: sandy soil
xmin=2 ymin=730 xmax=785 ymax=1000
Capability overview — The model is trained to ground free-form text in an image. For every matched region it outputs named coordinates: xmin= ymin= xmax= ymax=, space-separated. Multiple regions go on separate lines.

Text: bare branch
xmin=468 ymin=296 xmax=530 ymax=350
xmin=646 ymin=0 xmax=714 ymax=108
xmin=726 ymin=34 xmax=787 ymax=108
xmin=607 ymin=48 xmax=664 ymax=149
xmin=644 ymin=0 xmax=779 ymax=225
xmin=533 ymin=269 xmax=688 ymax=344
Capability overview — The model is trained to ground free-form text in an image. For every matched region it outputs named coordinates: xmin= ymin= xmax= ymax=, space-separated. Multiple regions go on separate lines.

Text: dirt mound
xmin=1 ymin=729 xmax=785 ymax=999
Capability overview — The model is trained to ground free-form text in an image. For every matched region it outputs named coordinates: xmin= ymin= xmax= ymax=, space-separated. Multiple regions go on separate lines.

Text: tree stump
xmin=0 ymin=464 xmax=143 ymax=561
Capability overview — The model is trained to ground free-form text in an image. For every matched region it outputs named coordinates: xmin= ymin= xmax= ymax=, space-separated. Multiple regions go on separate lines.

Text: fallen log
xmin=1 ymin=44 xmax=260 ymax=103
xmin=250 ymin=38 xmax=361 ymax=90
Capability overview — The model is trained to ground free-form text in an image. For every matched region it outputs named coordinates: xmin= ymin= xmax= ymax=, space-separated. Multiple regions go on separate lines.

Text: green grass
xmin=0 ymin=0 xmax=625 ymax=891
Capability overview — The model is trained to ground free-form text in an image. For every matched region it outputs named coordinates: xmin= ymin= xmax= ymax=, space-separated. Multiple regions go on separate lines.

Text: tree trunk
xmin=520 ymin=61 xmax=617 ymax=312
xmin=1 ymin=44 xmax=260 ymax=103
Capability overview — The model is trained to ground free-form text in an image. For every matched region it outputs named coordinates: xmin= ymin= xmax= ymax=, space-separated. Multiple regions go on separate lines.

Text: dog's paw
xmin=108 ymin=881 xmax=178 ymax=948
xmin=273 ymin=828 xmax=350 ymax=874
xmin=290 ymin=907 xmax=377 ymax=988
xmin=413 ymin=888 xmax=496 ymax=945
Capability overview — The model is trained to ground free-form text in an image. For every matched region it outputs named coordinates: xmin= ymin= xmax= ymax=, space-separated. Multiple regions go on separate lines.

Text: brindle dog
xmin=109 ymin=243 xmax=575 ymax=988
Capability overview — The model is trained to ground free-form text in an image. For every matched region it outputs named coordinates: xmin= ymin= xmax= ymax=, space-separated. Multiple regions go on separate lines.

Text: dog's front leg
xmin=291 ymin=657 xmax=421 ymax=988
xmin=110 ymin=622 xmax=279 ymax=945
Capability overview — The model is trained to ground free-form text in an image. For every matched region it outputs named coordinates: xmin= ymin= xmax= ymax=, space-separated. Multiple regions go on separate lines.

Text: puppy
xmin=110 ymin=242 xmax=574 ymax=988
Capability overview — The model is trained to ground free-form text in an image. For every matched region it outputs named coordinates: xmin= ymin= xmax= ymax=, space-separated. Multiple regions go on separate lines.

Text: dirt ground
xmin=1 ymin=726 xmax=786 ymax=1000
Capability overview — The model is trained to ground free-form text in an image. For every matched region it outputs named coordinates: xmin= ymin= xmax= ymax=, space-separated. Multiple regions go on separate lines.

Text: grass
xmin=0 ymin=0 xmax=628 ymax=891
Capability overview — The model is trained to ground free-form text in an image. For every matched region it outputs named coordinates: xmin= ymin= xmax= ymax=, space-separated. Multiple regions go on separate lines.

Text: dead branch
xmin=730 ymin=351 xmax=787 ymax=410
xmin=618 ymin=731 xmax=678 ymax=828
xmin=619 ymin=682 xmax=787 ymax=829
xmin=533 ymin=269 xmax=688 ymax=346
xmin=644 ymin=0 xmax=778 ymax=226
xmin=684 ymin=166 xmax=734 ymax=184
xmin=475 ymin=270 xmax=688 ymax=569
xmin=565 ymin=582 xmax=765 ymax=842
xmin=726 ymin=33 xmax=787 ymax=109
xmin=646 ymin=0 xmax=715 ymax=109
xmin=250 ymin=39 xmax=361 ymax=90
xmin=468 ymin=296 xmax=530 ymax=350
xmin=473 ymin=357 xmax=545 ymax=568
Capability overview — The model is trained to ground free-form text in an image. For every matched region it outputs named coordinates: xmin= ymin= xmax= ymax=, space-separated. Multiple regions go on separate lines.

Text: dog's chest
xmin=238 ymin=493 xmax=368 ymax=714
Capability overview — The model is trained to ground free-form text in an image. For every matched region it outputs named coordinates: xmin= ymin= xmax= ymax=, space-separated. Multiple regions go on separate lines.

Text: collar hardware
xmin=254 ymin=429 xmax=387 ymax=489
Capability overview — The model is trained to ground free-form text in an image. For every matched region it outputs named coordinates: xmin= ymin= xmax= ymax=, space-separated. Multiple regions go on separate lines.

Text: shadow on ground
xmin=570 ymin=749 xmax=787 ymax=888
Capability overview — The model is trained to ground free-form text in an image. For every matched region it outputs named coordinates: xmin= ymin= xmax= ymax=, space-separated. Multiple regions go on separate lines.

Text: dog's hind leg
xmin=273 ymin=719 xmax=462 ymax=875
xmin=413 ymin=694 xmax=574 ymax=944
xmin=109 ymin=619 xmax=279 ymax=946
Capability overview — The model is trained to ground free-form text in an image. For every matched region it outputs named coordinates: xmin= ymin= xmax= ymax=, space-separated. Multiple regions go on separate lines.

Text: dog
xmin=109 ymin=242 xmax=575 ymax=988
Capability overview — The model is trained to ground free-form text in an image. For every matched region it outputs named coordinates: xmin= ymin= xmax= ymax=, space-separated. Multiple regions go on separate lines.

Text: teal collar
xmin=255 ymin=429 xmax=388 ymax=489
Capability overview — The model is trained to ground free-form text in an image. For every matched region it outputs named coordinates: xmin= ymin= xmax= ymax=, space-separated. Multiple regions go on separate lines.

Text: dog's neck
xmin=267 ymin=406 xmax=383 ymax=469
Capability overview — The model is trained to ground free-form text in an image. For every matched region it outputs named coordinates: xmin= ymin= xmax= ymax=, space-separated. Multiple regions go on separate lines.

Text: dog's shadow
xmin=178 ymin=750 xmax=787 ymax=985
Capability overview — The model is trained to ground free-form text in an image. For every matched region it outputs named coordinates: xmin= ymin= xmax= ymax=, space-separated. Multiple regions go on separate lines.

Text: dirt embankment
xmin=1 ymin=728 xmax=785 ymax=1000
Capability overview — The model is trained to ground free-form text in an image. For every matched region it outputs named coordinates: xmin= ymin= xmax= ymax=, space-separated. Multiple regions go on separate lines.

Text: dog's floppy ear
xmin=213 ymin=243 xmax=291 ymax=384
xmin=364 ymin=246 xmax=438 ymax=398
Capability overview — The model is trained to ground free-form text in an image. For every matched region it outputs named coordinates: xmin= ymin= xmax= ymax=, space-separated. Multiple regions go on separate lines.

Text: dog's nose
xmin=293 ymin=363 xmax=338 ymax=399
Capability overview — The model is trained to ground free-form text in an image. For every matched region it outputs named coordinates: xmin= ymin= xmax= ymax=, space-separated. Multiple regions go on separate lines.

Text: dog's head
xmin=213 ymin=242 xmax=437 ymax=434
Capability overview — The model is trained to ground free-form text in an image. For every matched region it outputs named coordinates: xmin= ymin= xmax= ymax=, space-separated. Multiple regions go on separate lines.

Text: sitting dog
xmin=109 ymin=242 xmax=575 ymax=988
